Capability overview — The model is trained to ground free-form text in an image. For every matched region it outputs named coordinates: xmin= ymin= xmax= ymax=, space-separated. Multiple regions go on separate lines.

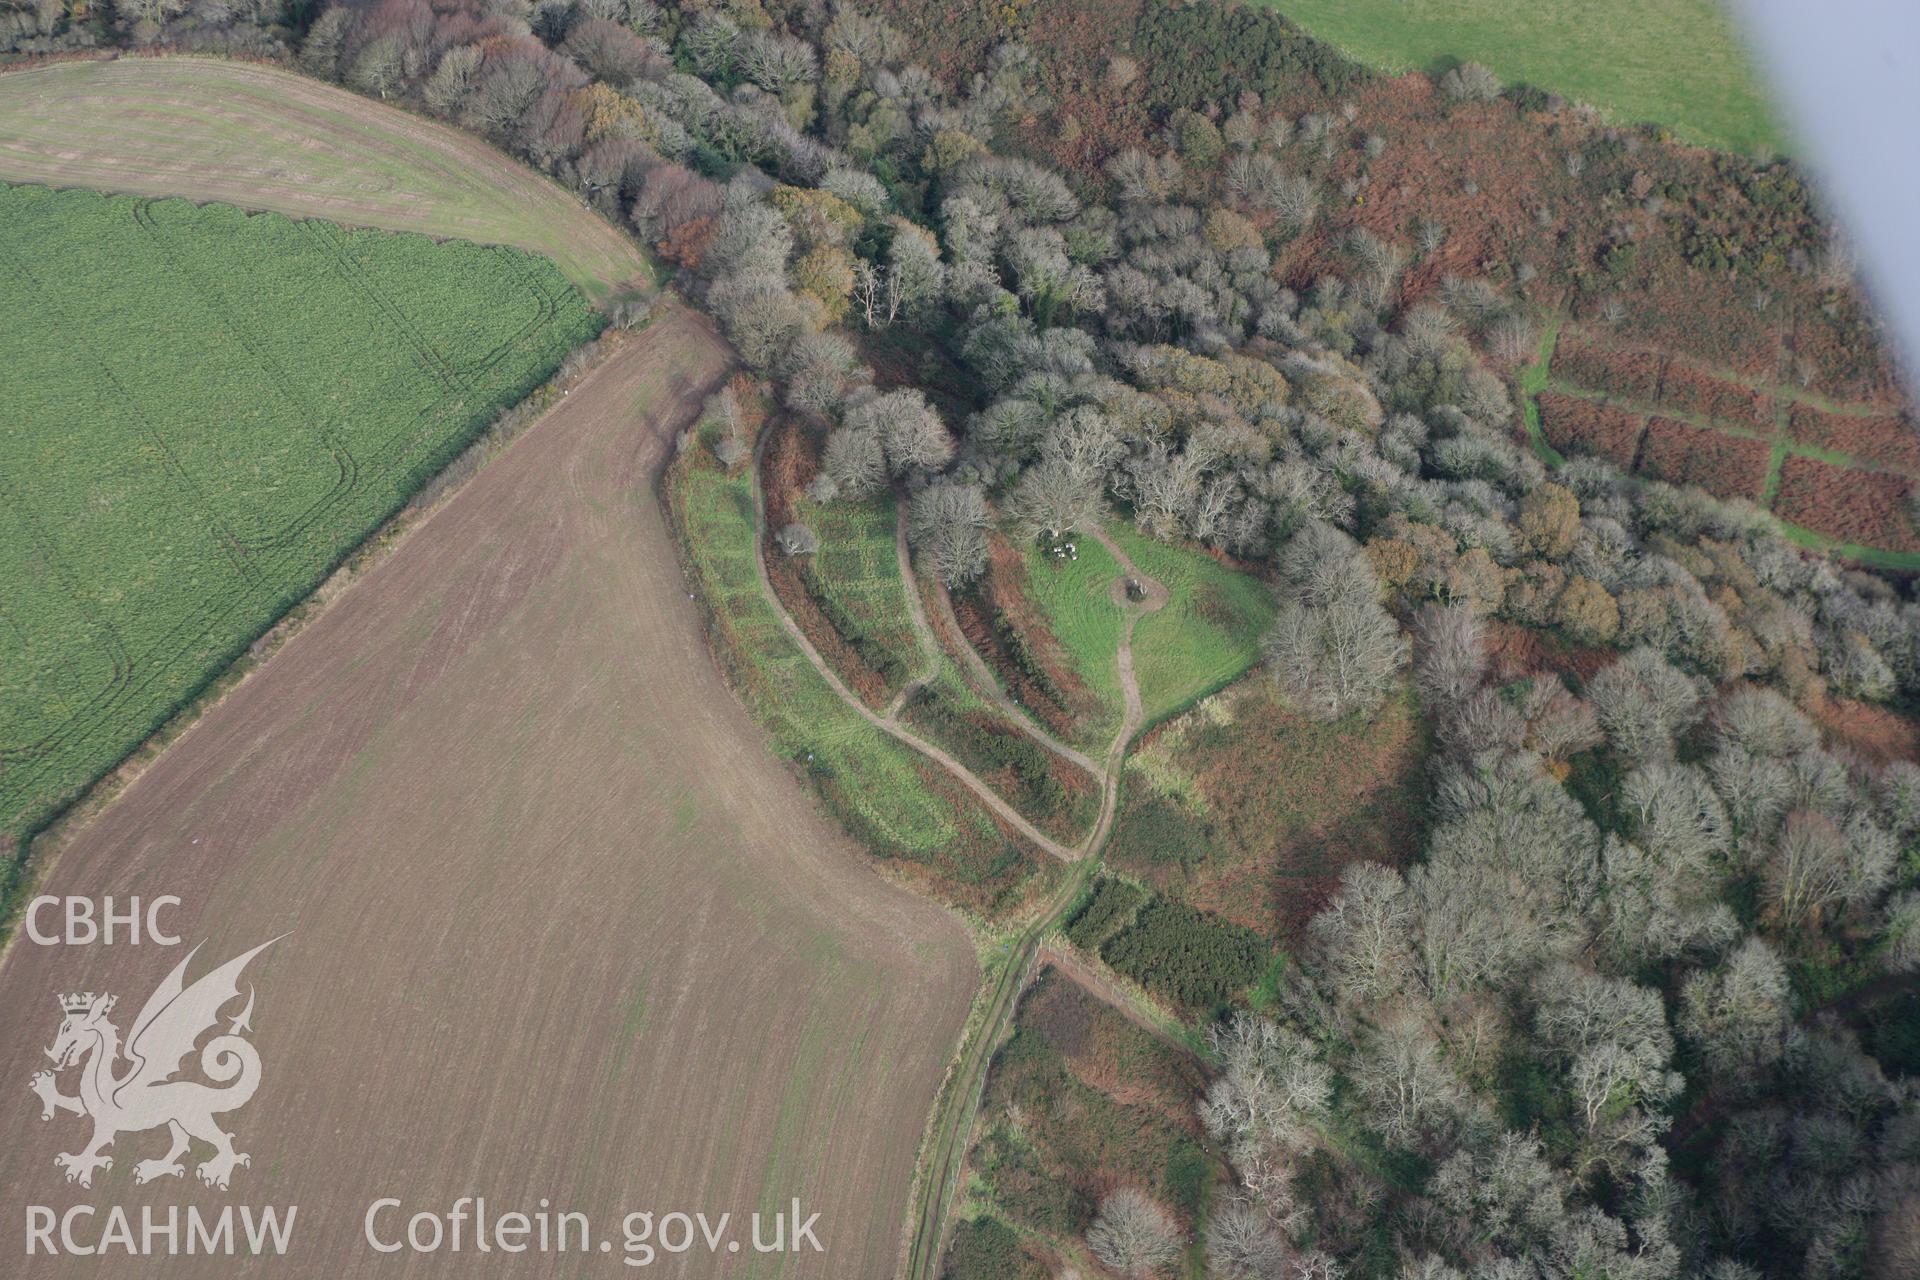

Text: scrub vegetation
xmin=5 ymin=0 xmax=1917 ymax=1273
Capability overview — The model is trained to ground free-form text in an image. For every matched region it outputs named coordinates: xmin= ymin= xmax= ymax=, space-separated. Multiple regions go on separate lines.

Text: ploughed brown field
xmin=0 ymin=308 xmax=976 ymax=1276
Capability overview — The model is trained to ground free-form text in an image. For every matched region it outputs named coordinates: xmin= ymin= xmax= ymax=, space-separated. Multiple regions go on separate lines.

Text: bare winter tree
xmin=843 ymin=389 xmax=953 ymax=476
xmin=850 ymin=224 xmax=947 ymax=329
xmin=1428 ymin=1132 xmax=1566 ymax=1257
xmin=735 ymin=31 xmax=816 ymax=95
xmin=1439 ymin=686 xmax=1526 ymax=759
xmin=347 ymin=35 xmax=407 ymax=99
xmin=1412 ymin=605 xmax=1486 ymax=711
xmin=1199 ymin=1015 xmax=1330 ymax=1229
xmin=1309 ymin=861 xmax=1415 ymax=1004
xmin=1205 ymin=1200 xmax=1289 ymax=1280
xmin=1003 ymin=460 xmax=1106 ymax=542
xmin=850 ymin=259 xmax=902 ymax=329
xmin=1280 ymin=523 xmax=1378 ymax=610
xmin=1679 ymin=936 xmax=1793 ymax=1088
xmin=907 ymin=483 xmax=990 ymax=587
xmin=782 ymin=330 xmax=866 ymax=419
xmin=1531 ymin=963 xmax=1681 ymax=1129
xmin=1714 ymin=686 xmax=1819 ymax=759
xmin=1267 ymin=173 xmax=1321 ymax=230
xmin=1086 ymin=1188 xmax=1182 ymax=1279
xmin=707 ymin=272 xmax=811 ymax=370
xmin=1350 ymin=1011 xmax=1465 ymax=1150
xmin=1600 ymin=834 xmax=1741 ymax=966
xmin=1440 ymin=61 xmax=1502 ymax=103
xmin=1762 ymin=809 xmax=1895 ymax=928
xmin=1044 ymin=405 xmax=1125 ymax=484
xmin=1126 ymin=443 xmax=1205 ymax=541
xmin=1587 ymin=646 xmax=1702 ymax=758
xmin=562 ymin=19 xmax=665 ymax=84
xmin=423 ymin=46 xmax=482 ymax=114
xmin=1106 ymin=147 xmax=1182 ymax=202
xmin=1519 ymin=678 xmax=1602 ymax=760
xmin=774 ymin=522 xmax=819 ymax=555
xmin=821 ymin=427 xmax=885 ymax=497
xmin=1875 ymin=760 xmax=1920 ymax=835
xmin=1620 ymin=762 xmax=1731 ymax=871
xmin=1884 ymin=890 xmax=1920 ymax=974
xmin=1266 ymin=557 xmax=1407 ymax=722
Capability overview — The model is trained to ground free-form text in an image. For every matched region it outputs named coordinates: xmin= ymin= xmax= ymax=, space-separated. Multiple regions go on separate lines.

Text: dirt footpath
xmin=0 ymin=307 xmax=976 ymax=1277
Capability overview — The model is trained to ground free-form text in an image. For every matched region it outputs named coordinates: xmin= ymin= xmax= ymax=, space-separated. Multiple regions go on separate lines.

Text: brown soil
xmin=0 ymin=308 xmax=976 ymax=1278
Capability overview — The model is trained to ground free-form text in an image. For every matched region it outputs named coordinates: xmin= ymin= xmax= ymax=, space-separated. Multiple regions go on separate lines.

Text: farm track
xmin=898 ymin=527 xmax=1168 ymax=1280
xmin=0 ymin=57 xmax=648 ymax=302
xmin=881 ymin=503 xmax=940 ymax=720
xmin=740 ymin=460 xmax=1174 ymax=1277
xmin=747 ymin=434 xmax=1083 ymax=863
xmin=0 ymin=308 xmax=978 ymax=1278
xmin=921 ymin=566 xmax=1103 ymax=778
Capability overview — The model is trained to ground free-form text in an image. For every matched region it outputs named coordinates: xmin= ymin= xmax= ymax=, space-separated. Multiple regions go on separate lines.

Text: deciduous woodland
xmin=6 ymin=0 xmax=1919 ymax=1276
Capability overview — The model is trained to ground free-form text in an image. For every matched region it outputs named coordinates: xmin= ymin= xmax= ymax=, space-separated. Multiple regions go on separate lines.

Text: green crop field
xmin=1109 ymin=529 xmax=1276 ymax=726
xmin=1264 ymin=0 xmax=1785 ymax=155
xmin=0 ymin=183 xmax=600 ymax=835
xmin=0 ymin=58 xmax=651 ymax=303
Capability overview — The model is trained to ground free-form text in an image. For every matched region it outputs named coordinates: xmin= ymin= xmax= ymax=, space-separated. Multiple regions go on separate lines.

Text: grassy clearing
xmin=669 ymin=434 xmax=1044 ymax=913
xmin=0 ymin=58 xmax=650 ymax=303
xmin=1018 ymin=535 xmax=1128 ymax=749
xmin=1520 ymin=314 xmax=1568 ymax=466
xmin=1109 ymin=527 xmax=1277 ymax=727
xmin=1774 ymin=523 xmax=1920 ymax=573
xmin=785 ymin=490 xmax=924 ymax=699
xmin=771 ymin=481 xmax=1100 ymax=839
xmin=1263 ymin=0 xmax=1785 ymax=155
xmin=0 ymin=183 xmax=600 ymax=837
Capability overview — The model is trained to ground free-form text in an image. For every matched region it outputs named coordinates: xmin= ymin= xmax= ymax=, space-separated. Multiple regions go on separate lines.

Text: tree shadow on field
xmin=1266 ymin=803 xmax=1418 ymax=945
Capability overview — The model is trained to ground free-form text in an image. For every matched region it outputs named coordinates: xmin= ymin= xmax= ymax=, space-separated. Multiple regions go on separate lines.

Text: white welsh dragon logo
xmin=29 ymin=938 xmax=280 ymax=1191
